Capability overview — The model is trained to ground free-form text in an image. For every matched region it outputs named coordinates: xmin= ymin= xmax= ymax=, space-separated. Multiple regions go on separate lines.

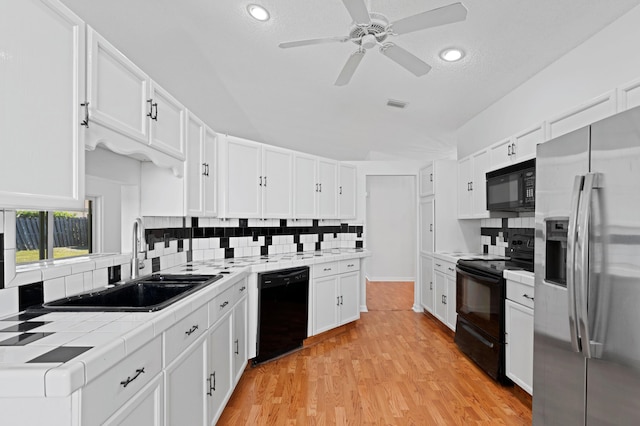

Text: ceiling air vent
xmin=386 ymin=99 xmax=408 ymax=109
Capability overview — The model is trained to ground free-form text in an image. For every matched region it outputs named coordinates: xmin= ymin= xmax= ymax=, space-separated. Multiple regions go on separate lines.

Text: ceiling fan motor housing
xmin=350 ymin=12 xmax=390 ymax=47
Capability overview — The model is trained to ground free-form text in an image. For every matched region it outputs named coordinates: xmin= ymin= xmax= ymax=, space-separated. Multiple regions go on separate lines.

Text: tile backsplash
xmin=0 ymin=210 xmax=364 ymax=317
xmin=480 ymin=216 xmax=535 ymax=256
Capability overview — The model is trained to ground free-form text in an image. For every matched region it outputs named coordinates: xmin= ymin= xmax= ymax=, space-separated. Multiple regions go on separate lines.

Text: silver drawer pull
xmin=220 ymin=301 xmax=229 ymax=309
xmin=435 ymin=263 xmax=442 ymax=267
xmin=448 ymin=267 xmax=455 ymax=272
xmin=185 ymin=324 xmax=199 ymax=336
xmin=239 ymin=286 xmax=246 ymax=292
xmin=323 ymin=268 xmax=332 ymax=271
xmin=523 ymin=294 xmax=535 ymax=301
xmin=347 ymin=264 xmax=354 ymax=267
xmin=120 ymin=368 xmax=145 ymax=388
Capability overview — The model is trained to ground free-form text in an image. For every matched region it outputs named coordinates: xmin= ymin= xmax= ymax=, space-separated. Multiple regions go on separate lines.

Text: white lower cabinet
xmin=433 ymin=259 xmax=457 ymax=331
xmin=312 ymin=260 xmax=360 ymax=335
xmin=505 ymin=279 xmax=534 ymax=395
xmin=104 ymin=375 xmax=164 ymax=426
xmin=420 ymin=255 xmax=434 ymax=313
xmin=232 ymin=297 xmax=248 ymax=385
xmin=206 ymin=314 xmax=232 ymax=425
xmin=164 ymin=334 xmax=207 ymax=426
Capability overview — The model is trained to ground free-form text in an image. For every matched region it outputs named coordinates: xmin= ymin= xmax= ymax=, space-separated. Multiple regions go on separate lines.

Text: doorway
xmin=365 ymin=175 xmax=416 ymax=310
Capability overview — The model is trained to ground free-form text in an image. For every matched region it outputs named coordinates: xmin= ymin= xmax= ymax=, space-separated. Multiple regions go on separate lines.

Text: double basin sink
xmin=29 ymin=274 xmax=223 ymax=312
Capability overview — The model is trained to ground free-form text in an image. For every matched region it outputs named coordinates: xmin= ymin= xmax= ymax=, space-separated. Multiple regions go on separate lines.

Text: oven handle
xmin=455 ymin=265 xmax=502 ymax=285
xmin=460 ymin=323 xmax=494 ymax=348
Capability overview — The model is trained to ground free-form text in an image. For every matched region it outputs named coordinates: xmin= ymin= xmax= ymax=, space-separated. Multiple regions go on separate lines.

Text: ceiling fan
xmin=279 ymin=0 xmax=468 ymax=86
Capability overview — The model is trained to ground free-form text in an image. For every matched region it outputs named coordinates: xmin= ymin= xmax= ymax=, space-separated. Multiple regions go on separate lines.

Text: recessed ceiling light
xmin=440 ymin=48 xmax=465 ymax=62
xmin=247 ymin=4 xmax=270 ymax=21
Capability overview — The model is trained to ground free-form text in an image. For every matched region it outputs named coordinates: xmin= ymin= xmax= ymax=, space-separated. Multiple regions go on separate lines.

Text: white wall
xmin=85 ymin=147 xmax=141 ymax=254
xmin=457 ymin=4 xmax=640 ymax=158
xmin=365 ymin=175 xmax=416 ymax=282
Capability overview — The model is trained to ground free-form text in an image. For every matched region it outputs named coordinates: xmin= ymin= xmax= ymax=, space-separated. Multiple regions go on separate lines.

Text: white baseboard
xmin=360 ymin=304 xmax=369 ymax=313
xmin=365 ymin=275 xmax=415 ymax=282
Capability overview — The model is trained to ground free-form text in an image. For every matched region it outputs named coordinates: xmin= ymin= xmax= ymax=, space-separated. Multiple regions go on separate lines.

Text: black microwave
xmin=486 ymin=159 xmax=535 ymax=212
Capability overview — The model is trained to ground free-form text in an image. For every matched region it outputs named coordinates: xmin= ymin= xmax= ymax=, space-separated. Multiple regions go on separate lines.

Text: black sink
xmin=29 ymin=274 xmax=222 ymax=312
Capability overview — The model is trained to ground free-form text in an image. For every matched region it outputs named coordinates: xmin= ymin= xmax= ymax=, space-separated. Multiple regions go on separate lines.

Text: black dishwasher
xmin=253 ymin=267 xmax=309 ymax=365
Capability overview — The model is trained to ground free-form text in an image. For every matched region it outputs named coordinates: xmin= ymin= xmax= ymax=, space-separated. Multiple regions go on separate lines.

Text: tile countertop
xmin=503 ymin=269 xmax=534 ymax=287
xmin=0 ymin=248 xmax=369 ymax=398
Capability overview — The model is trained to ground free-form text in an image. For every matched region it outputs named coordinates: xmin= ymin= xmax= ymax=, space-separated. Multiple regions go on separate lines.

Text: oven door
xmin=456 ymin=264 xmax=504 ymax=340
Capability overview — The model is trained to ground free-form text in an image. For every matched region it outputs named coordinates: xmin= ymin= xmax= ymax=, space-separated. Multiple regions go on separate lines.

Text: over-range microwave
xmin=485 ymin=158 xmax=535 ymax=212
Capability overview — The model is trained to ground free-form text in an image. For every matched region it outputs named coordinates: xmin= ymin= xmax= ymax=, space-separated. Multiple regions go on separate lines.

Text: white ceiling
xmin=61 ymin=0 xmax=640 ymax=160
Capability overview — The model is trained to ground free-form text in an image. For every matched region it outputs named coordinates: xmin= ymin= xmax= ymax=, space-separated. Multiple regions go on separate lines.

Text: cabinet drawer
xmin=507 ymin=280 xmax=535 ymax=309
xmin=236 ymin=278 xmax=248 ymax=301
xmin=209 ymin=284 xmax=235 ymax=326
xmin=82 ymin=336 xmax=162 ymax=426
xmin=313 ymin=262 xmax=339 ymax=278
xmin=434 ymin=260 xmax=456 ymax=277
xmin=164 ymin=305 xmax=208 ymax=366
xmin=339 ymin=259 xmax=360 ymax=274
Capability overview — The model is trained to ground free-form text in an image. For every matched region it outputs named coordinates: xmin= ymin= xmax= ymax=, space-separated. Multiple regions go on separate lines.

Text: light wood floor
xmin=218 ymin=281 xmax=532 ymax=425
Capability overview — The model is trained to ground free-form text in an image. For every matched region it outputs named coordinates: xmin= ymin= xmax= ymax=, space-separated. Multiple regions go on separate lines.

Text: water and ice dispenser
xmin=545 ymin=219 xmax=569 ymax=286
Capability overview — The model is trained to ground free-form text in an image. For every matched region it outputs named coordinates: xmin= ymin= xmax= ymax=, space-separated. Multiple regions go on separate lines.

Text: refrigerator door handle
xmin=576 ymin=173 xmax=603 ymax=359
xmin=567 ymin=175 xmax=584 ymax=353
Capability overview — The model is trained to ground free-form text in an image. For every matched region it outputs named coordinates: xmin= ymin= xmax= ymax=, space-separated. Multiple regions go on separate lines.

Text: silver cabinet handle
xmin=146 ymin=99 xmax=158 ymax=121
xmin=259 ymin=176 xmax=263 ymax=186
xmin=430 ymin=173 xmax=433 ymax=182
xmin=239 ymin=286 xmax=246 ymax=292
xmin=511 ymin=143 xmax=516 ymax=155
xmin=323 ymin=268 xmax=332 ymax=271
xmin=339 ymin=186 xmax=343 ymax=195
xmin=316 ymin=183 xmax=319 ymax=192
xmin=337 ymin=296 xmax=340 ymax=306
xmin=319 ymin=183 xmax=322 ymax=192
xmin=120 ymin=367 xmax=145 ymax=388
xmin=448 ymin=267 xmax=455 ymax=272
xmin=220 ymin=301 xmax=229 ymax=309
xmin=429 ymin=224 xmax=433 ymax=232
xmin=202 ymin=163 xmax=207 ymax=176
xmin=80 ymin=102 xmax=89 ymax=128
xmin=340 ymin=296 xmax=343 ymax=305
xmin=522 ymin=294 xmax=534 ymax=301
xmin=507 ymin=144 xmax=512 ymax=156
xmin=234 ymin=339 xmax=239 ymax=355
xmin=435 ymin=263 xmax=442 ymax=267
xmin=429 ymin=281 xmax=432 ymax=290
xmin=264 ymin=176 xmax=267 ymax=187
xmin=470 ymin=181 xmax=473 ymax=191
xmin=347 ymin=264 xmax=354 ymax=267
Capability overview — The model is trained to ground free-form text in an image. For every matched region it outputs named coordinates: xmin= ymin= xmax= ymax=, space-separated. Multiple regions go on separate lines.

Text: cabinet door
xmin=165 ymin=337 xmax=206 ymax=426
xmin=489 ymin=138 xmax=515 ymax=170
xmin=471 ymin=149 xmax=490 ymax=217
xmin=420 ymin=256 xmax=434 ymax=313
xmin=505 ymin=299 xmax=534 ymax=394
xmin=513 ymin=125 xmax=543 ymax=162
xmin=104 ymin=375 xmax=163 ymax=426
xmin=223 ymin=136 xmax=262 ymax=218
xmin=293 ymin=153 xmax=318 ymax=218
xmin=0 ymin=0 xmax=86 ymax=210
xmin=457 ymin=157 xmax=472 ymax=218
xmin=339 ymin=272 xmax=360 ymax=325
xmin=313 ymin=276 xmax=340 ymax=335
xmin=149 ymin=81 xmax=186 ymax=160
xmin=186 ymin=112 xmax=205 ymax=216
xmin=419 ymin=164 xmax=435 ymax=196
xmin=445 ymin=274 xmax=457 ymax=331
xmin=419 ymin=198 xmax=434 ymax=254
xmin=433 ymin=270 xmax=447 ymax=324
xmin=206 ymin=315 xmax=232 ymax=426
xmin=86 ymin=27 xmax=149 ymax=144
xmin=338 ymin=164 xmax=357 ymax=219
xmin=203 ymin=126 xmax=217 ymax=216
xmin=318 ymin=159 xmax=338 ymax=218
xmin=232 ymin=298 xmax=248 ymax=385
xmin=262 ymin=146 xmax=293 ymax=218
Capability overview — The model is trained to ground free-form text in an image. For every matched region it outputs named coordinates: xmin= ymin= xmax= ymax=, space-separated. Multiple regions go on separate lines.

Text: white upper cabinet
xmin=86 ymin=28 xmax=148 ymax=144
xmin=85 ymin=27 xmax=185 ymax=174
xmin=458 ymin=149 xmax=490 ymax=219
xmin=419 ymin=163 xmax=435 ymax=197
xmin=338 ymin=164 xmax=357 ymax=219
xmin=0 ymin=0 xmax=86 ymax=210
xmin=489 ymin=124 xmax=543 ymax=170
xmin=293 ymin=153 xmax=318 ymax=219
xmin=148 ymin=81 xmax=186 ymax=160
xmin=185 ymin=112 xmax=216 ymax=217
xmin=220 ymin=136 xmax=263 ymax=218
xmin=420 ymin=198 xmax=434 ymax=254
xmin=318 ymin=159 xmax=338 ymax=219
xmin=262 ymin=145 xmax=293 ymax=218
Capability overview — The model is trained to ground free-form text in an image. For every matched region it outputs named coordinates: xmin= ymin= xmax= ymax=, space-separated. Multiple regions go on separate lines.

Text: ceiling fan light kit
xmin=278 ymin=0 xmax=468 ymax=85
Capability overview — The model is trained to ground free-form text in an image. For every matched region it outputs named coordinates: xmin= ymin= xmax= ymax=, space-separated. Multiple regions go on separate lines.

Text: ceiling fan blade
xmin=279 ymin=36 xmax=349 ymax=49
xmin=335 ymin=50 xmax=366 ymax=86
xmin=380 ymin=44 xmax=431 ymax=77
xmin=390 ymin=2 xmax=467 ymax=35
xmin=342 ymin=0 xmax=371 ymax=25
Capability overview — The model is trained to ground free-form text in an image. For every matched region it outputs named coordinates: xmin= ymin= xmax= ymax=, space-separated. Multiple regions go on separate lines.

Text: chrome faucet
xmin=131 ymin=218 xmax=146 ymax=279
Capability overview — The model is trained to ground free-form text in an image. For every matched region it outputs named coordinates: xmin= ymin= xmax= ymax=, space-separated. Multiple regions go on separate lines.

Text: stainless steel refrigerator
xmin=534 ymin=106 xmax=640 ymax=425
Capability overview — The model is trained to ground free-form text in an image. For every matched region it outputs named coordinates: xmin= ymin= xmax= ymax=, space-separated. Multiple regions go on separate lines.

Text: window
xmin=16 ymin=200 xmax=93 ymax=264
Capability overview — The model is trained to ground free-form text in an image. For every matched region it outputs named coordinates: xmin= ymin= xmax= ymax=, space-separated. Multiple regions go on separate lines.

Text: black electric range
xmin=454 ymin=232 xmax=534 ymax=384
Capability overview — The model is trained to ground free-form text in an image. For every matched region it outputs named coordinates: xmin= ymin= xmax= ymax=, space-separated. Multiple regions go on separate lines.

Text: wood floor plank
xmin=218 ymin=281 xmax=532 ymax=425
